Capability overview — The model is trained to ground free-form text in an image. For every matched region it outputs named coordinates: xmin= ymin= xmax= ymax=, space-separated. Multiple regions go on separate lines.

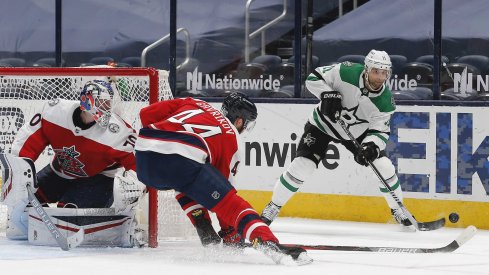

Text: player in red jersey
xmin=3 ymin=80 xmax=140 ymax=241
xmin=135 ymin=92 xmax=312 ymax=265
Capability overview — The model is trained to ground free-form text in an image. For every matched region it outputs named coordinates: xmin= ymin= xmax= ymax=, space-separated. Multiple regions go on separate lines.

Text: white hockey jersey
xmin=305 ymin=62 xmax=396 ymax=151
xmin=11 ymin=99 xmax=137 ymax=179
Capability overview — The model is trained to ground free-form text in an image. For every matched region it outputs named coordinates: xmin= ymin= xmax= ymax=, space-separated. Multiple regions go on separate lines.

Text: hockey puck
xmin=449 ymin=212 xmax=459 ymax=223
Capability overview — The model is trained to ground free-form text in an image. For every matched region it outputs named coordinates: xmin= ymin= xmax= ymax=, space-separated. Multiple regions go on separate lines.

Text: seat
xmin=440 ymin=63 xmax=480 ymax=92
xmin=0 ymin=58 xmax=26 ymax=67
xmin=401 ymin=62 xmax=433 ymax=87
xmin=409 ymin=87 xmax=433 ymax=100
xmin=34 ymin=57 xmax=65 ymax=67
xmin=78 ymin=62 xmax=96 ymax=67
xmin=251 ymin=55 xmax=282 ymax=70
xmin=465 ymin=93 xmax=489 ymax=101
xmin=389 ymin=55 xmax=408 ymax=76
xmin=415 ymin=55 xmax=449 ymax=66
xmin=88 ymin=56 xmax=115 ymax=65
xmin=440 ymin=87 xmax=464 ymax=100
xmin=235 ymin=63 xmax=267 ymax=79
xmin=456 ymin=55 xmax=489 ymax=74
xmin=120 ymin=56 xmax=141 ymax=67
xmin=288 ymin=55 xmax=320 ymax=69
xmin=392 ymin=91 xmax=418 ymax=100
xmin=269 ymin=63 xmax=295 ymax=86
xmin=337 ymin=55 xmax=365 ymax=64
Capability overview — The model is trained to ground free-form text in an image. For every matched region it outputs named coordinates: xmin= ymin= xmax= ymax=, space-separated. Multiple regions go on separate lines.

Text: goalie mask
xmin=221 ymin=92 xmax=258 ymax=133
xmin=79 ymin=80 xmax=114 ymax=128
xmin=364 ymin=50 xmax=392 ymax=92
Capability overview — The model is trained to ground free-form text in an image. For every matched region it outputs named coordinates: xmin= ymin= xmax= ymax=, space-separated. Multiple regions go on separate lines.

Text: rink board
xmin=232 ymin=102 xmax=489 ymax=229
xmin=239 ymin=190 xmax=489 ymax=229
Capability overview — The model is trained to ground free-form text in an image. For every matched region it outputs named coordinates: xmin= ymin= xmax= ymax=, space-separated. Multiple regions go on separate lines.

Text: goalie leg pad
xmin=0 ymin=153 xmax=37 ymax=240
xmin=28 ymin=207 xmax=146 ymax=248
xmin=372 ymin=156 xmax=404 ymax=209
xmin=6 ymin=207 xmax=29 ymax=240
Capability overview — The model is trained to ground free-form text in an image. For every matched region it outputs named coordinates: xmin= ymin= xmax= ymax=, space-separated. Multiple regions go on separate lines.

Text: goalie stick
xmin=27 ymin=184 xmax=85 ymax=251
xmin=336 ymin=117 xmax=445 ymax=231
xmin=244 ymin=225 xmax=476 ymax=253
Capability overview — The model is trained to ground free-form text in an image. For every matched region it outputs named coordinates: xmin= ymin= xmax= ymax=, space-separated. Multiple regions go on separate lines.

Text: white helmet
xmin=364 ymin=50 xmax=392 ymax=91
xmin=79 ymin=80 xmax=114 ymax=128
xmin=364 ymin=49 xmax=392 ymax=72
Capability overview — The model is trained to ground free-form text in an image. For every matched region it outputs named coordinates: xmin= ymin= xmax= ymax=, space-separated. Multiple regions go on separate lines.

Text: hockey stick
xmin=26 ymin=184 xmax=85 ymax=251
xmin=245 ymin=225 xmax=476 ymax=253
xmin=336 ymin=117 xmax=445 ymax=231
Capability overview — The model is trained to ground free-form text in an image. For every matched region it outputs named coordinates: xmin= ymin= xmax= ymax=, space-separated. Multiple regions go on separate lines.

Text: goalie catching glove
xmin=320 ymin=91 xmax=342 ymax=122
xmin=113 ymin=169 xmax=147 ymax=214
xmin=354 ymin=142 xmax=380 ymax=166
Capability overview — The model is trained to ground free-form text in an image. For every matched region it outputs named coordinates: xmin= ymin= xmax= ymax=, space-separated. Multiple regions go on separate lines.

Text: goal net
xmin=0 ymin=67 xmax=196 ymax=247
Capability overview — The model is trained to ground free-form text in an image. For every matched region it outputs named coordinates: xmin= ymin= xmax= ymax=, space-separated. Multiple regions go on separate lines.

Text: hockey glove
xmin=218 ymin=226 xmax=244 ymax=249
xmin=320 ymin=91 xmax=343 ymax=122
xmin=354 ymin=142 xmax=380 ymax=166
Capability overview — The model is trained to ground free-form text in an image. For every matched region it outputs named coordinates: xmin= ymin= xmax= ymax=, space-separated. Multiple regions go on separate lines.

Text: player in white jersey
xmin=1 ymin=80 xmax=144 ymax=246
xmin=261 ymin=50 xmax=412 ymax=228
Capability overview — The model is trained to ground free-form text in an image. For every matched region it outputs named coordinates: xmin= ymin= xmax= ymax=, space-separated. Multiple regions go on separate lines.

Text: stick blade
xmin=65 ymin=228 xmax=85 ymax=251
xmin=417 ymin=217 xmax=446 ymax=231
xmin=455 ymin=225 xmax=477 ymax=246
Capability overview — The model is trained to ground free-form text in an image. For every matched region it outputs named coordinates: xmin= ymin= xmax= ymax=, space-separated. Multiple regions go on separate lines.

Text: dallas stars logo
xmin=340 ymin=105 xmax=368 ymax=128
xmin=303 ymin=133 xmax=316 ymax=147
xmin=53 ymin=145 xmax=88 ymax=177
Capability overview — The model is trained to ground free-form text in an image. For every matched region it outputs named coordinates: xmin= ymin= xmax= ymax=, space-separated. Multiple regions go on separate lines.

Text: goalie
xmin=0 ymin=79 xmax=146 ymax=247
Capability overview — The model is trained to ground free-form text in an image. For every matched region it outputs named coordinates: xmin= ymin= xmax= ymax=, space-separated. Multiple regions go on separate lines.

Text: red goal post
xmin=0 ymin=67 xmax=194 ymax=247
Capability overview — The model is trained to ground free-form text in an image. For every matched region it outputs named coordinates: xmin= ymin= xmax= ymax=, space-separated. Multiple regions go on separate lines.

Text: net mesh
xmin=0 ymin=67 xmax=196 ymax=241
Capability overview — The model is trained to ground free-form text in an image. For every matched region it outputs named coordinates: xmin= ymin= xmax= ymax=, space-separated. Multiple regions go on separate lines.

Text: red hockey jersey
xmin=136 ymin=97 xmax=241 ymax=183
xmin=11 ymin=99 xmax=137 ymax=179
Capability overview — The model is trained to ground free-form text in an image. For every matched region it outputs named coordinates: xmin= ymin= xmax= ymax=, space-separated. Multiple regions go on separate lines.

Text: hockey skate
xmin=391 ymin=208 xmax=413 ymax=226
xmin=252 ymin=237 xmax=312 ymax=265
xmin=191 ymin=209 xmax=221 ymax=246
xmin=260 ymin=201 xmax=281 ymax=226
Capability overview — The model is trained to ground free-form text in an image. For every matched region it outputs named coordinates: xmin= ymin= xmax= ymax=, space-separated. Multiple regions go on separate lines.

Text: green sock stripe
xmin=280 ymin=175 xmax=299 ymax=192
xmin=379 ymin=180 xmax=400 ymax=193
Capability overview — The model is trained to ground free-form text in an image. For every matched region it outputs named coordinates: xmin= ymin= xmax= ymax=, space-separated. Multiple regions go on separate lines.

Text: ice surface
xmin=1 ymin=218 xmax=488 ymax=275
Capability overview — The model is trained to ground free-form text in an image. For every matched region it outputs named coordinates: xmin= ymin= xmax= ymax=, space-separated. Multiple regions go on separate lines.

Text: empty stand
xmin=389 ymin=55 xmax=408 ymax=76
xmin=337 ymin=55 xmax=365 ymax=64
xmin=456 ymin=55 xmax=489 ymax=74
xmin=415 ymin=55 xmax=449 ymax=66
xmin=34 ymin=57 xmax=65 ymax=67
xmin=251 ymin=55 xmax=282 ymax=70
xmin=392 ymin=91 xmax=418 ymax=100
xmin=89 ymin=56 xmax=115 ymax=65
xmin=401 ymin=62 xmax=433 ymax=87
xmin=0 ymin=57 xmax=26 ymax=67
xmin=120 ymin=56 xmax=142 ymax=67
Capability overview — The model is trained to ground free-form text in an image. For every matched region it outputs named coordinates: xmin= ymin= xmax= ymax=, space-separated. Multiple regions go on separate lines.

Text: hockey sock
xmin=373 ymin=157 xmax=404 ymax=209
xmin=271 ymin=157 xmax=315 ymax=206
xmin=211 ymin=190 xmax=277 ymax=243
xmin=175 ymin=192 xmax=210 ymax=226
